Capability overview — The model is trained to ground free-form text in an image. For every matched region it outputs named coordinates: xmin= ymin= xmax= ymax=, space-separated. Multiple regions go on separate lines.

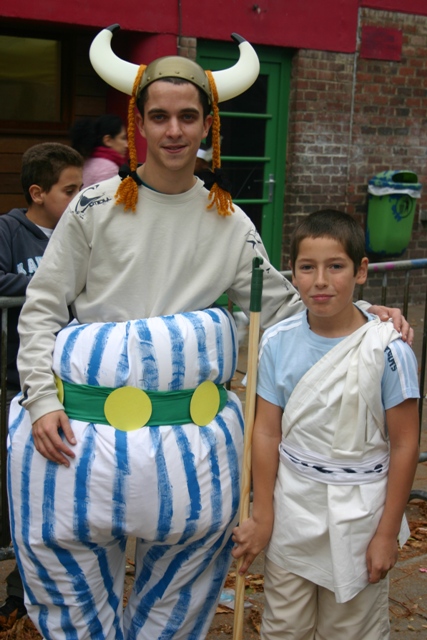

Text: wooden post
xmin=233 ymin=257 xmax=263 ymax=640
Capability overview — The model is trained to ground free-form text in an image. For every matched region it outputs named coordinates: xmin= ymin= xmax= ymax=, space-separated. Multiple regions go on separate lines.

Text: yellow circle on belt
xmin=104 ymin=387 xmax=152 ymax=431
xmin=54 ymin=375 xmax=64 ymax=405
xmin=190 ymin=380 xmax=221 ymax=426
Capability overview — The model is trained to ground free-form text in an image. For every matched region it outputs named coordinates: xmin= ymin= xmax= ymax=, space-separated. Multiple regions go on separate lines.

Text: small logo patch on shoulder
xmin=73 ymin=185 xmax=112 ymax=218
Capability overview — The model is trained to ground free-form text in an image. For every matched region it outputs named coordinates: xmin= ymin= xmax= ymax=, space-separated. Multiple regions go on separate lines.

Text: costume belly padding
xmin=8 ymin=308 xmax=244 ymax=640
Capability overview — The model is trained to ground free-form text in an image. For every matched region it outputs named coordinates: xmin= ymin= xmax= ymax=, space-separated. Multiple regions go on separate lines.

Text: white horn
xmin=213 ymin=33 xmax=260 ymax=103
xmin=89 ymin=24 xmax=139 ymax=96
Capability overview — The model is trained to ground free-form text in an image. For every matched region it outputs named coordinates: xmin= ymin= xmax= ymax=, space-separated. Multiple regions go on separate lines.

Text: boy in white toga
xmin=232 ymin=209 xmax=420 ymax=639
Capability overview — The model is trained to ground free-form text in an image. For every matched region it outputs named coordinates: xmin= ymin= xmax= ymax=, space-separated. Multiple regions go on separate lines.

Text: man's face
xmin=136 ymin=81 xmax=212 ymax=178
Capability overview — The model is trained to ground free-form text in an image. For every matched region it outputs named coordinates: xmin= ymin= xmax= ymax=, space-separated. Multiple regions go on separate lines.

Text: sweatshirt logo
xmin=74 ymin=186 xmax=112 ymax=219
xmin=17 ymin=256 xmax=43 ymax=275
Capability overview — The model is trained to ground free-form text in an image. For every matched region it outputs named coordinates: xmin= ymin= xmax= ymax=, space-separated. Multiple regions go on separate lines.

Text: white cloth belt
xmin=279 ymin=440 xmax=389 ymax=485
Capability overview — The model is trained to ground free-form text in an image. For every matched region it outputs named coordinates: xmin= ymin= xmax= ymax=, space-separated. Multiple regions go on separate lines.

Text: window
xmin=0 ymin=32 xmax=71 ymax=132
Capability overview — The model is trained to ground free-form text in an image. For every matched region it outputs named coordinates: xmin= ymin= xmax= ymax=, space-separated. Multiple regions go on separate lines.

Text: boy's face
xmin=38 ymin=166 xmax=83 ymax=228
xmin=291 ymin=236 xmax=368 ymax=329
xmin=135 ymin=81 xmax=212 ymax=179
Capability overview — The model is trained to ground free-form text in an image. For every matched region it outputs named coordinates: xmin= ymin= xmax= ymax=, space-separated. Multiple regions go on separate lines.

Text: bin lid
xmin=368 ymin=170 xmax=422 ymax=197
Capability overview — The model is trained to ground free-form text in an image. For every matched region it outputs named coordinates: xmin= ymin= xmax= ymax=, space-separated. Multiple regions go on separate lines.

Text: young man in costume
xmin=8 ymin=25 xmax=411 ymax=640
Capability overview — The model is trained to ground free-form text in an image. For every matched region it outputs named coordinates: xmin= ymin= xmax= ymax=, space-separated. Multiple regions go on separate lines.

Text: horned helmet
xmin=90 ymin=24 xmax=260 ymax=214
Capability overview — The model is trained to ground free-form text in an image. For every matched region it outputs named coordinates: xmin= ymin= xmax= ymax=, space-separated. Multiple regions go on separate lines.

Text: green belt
xmin=58 ymin=378 xmax=228 ymax=431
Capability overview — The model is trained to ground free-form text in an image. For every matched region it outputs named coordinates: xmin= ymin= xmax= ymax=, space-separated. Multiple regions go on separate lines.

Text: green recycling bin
xmin=366 ymin=170 xmax=422 ymax=257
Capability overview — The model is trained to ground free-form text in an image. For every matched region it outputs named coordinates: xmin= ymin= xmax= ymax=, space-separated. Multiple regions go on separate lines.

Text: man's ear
xmin=135 ymin=112 xmax=145 ymax=139
xmin=28 ymin=184 xmax=43 ymax=205
xmin=203 ymin=114 xmax=212 ymax=139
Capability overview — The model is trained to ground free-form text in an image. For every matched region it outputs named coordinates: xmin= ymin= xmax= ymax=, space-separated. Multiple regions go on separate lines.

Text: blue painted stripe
xmin=7 ymin=401 xmax=26 ymax=443
xmin=216 ymin=415 xmax=241 ymax=513
xmin=59 ymin=324 xmax=88 ymax=382
xmin=73 ymin=426 xmax=96 ymax=542
xmin=200 ymin=427 xmax=223 ymax=531
xmin=162 ymin=316 xmax=185 ymax=391
xmin=186 ymin=312 xmax=211 ymax=384
xmin=150 ymin=428 xmax=173 ymax=542
xmin=227 ymin=397 xmax=245 ymax=435
xmin=204 ymin=309 xmax=226 ymax=383
xmin=134 ymin=319 xmax=159 ymax=391
xmin=133 ymin=544 xmax=171 ymax=598
xmin=187 ymin=534 xmax=235 ymax=639
xmin=87 ymin=323 xmax=115 ymax=385
xmin=112 ymin=430 xmax=130 ymax=538
xmin=115 ymin=322 xmax=131 ymax=387
xmin=175 ymin=426 xmax=201 ymax=543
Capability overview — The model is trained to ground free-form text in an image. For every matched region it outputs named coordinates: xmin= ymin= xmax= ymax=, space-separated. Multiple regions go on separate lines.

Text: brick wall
xmin=283 ymin=8 xmax=427 ymax=304
xmin=178 ymin=36 xmax=197 ymax=61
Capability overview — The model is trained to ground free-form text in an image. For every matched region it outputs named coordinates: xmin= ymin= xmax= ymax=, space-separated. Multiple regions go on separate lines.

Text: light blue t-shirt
xmin=257 ymin=309 xmax=420 ymax=413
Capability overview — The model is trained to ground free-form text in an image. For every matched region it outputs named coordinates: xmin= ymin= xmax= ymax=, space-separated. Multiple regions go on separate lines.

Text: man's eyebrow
xmin=147 ymin=107 xmax=200 ymax=115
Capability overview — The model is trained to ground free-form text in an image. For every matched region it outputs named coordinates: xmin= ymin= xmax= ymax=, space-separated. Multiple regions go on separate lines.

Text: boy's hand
xmin=367 ymin=305 xmax=413 ymax=345
xmin=32 ymin=410 xmax=76 ymax=467
xmin=231 ymin=516 xmax=273 ymax=575
xmin=366 ymin=532 xmax=398 ymax=583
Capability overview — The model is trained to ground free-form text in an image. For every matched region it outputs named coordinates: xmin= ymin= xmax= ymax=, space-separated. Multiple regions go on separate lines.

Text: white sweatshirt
xmin=18 ymin=177 xmax=303 ymax=423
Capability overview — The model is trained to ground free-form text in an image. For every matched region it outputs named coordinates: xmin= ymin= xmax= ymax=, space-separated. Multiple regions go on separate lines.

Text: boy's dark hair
xmin=21 ymin=143 xmax=83 ymax=206
xmin=70 ymin=114 xmax=125 ymax=159
xmin=137 ymin=77 xmax=211 ymax=119
xmin=290 ymin=209 xmax=367 ymax=275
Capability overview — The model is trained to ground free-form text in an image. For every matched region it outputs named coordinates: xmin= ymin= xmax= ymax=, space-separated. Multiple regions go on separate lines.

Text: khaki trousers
xmin=261 ymin=557 xmax=390 ymax=640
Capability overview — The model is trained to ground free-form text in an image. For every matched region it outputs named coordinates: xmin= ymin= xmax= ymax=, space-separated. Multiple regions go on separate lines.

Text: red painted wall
xmin=2 ymin=1 xmax=425 ymax=51
xmin=0 ymin=0 xmax=358 ymax=52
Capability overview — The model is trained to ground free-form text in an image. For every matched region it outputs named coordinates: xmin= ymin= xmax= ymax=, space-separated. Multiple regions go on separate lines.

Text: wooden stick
xmin=233 ymin=257 xmax=263 ymax=640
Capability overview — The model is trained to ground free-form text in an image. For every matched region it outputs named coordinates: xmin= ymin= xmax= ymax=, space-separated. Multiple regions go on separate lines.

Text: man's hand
xmin=367 ymin=305 xmax=413 ymax=346
xmin=32 ymin=410 xmax=76 ymax=466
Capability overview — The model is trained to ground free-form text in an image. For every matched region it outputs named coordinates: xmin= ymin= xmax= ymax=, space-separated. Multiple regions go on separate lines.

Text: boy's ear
xmin=356 ymin=257 xmax=369 ymax=285
xmin=28 ymin=184 xmax=44 ymax=205
xmin=289 ymin=261 xmax=297 ymax=288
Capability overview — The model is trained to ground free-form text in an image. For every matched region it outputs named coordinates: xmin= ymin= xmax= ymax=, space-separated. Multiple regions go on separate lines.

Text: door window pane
xmin=0 ymin=35 xmax=61 ymax=122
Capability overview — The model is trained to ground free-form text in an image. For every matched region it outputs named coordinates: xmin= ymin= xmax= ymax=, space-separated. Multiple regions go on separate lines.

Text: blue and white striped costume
xmin=8 ymin=308 xmax=243 ymax=639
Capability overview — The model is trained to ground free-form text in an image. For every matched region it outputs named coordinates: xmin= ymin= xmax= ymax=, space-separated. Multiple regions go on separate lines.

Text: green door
xmin=197 ymin=41 xmax=292 ymax=268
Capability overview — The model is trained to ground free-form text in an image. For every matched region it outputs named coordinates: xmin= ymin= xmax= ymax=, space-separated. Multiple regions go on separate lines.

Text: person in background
xmin=0 ymin=142 xmax=83 ymax=626
xmin=70 ymin=114 xmax=127 ymax=188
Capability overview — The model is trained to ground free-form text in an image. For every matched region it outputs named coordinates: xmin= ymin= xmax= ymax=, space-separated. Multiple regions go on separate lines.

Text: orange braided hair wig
xmin=205 ymin=70 xmax=234 ymax=217
xmin=114 ymin=64 xmax=146 ymax=213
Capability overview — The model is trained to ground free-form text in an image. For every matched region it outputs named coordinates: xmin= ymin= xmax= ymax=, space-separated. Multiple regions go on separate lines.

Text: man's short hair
xmin=21 ymin=143 xmax=83 ymax=205
xmin=136 ymin=77 xmax=211 ymax=119
xmin=290 ymin=209 xmax=367 ymax=275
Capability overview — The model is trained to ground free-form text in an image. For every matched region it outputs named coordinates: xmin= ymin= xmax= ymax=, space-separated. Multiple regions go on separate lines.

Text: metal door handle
xmin=266 ymin=174 xmax=275 ymax=203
